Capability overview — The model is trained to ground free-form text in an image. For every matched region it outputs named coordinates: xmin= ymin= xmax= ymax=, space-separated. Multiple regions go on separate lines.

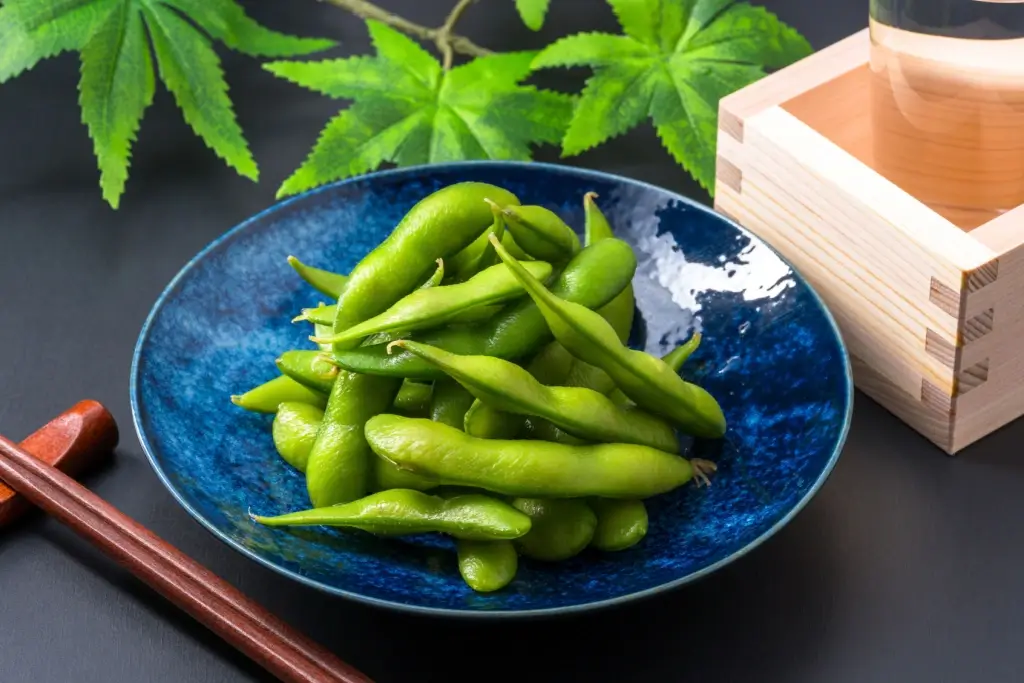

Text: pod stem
xmin=386 ymin=340 xmax=409 ymax=355
xmin=690 ymin=458 xmax=717 ymax=487
xmin=314 ymin=352 xmax=341 ymax=368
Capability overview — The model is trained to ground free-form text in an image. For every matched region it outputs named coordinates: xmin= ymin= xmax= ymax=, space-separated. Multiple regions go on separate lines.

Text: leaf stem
xmin=437 ymin=0 xmax=477 ymax=69
xmin=318 ymin=0 xmax=491 ymax=59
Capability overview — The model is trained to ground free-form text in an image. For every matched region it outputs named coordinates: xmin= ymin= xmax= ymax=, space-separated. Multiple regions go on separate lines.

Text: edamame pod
xmin=287 ymin=255 xmax=348 ymax=298
xmin=463 ymin=341 xmax=577 ymax=439
xmin=231 ymin=374 xmax=327 ymax=413
xmin=524 ymin=341 xmax=576 ymax=386
xmin=373 ymin=456 xmax=437 ymax=492
xmin=391 ymin=380 xmax=433 ymax=416
xmin=252 ymin=489 xmax=532 ymax=541
xmin=521 ymin=417 xmax=589 ymax=445
xmin=364 ymin=415 xmax=715 ymax=499
xmin=457 ymin=540 xmax=518 ymax=592
xmin=304 ymin=372 xmax=402 ymax=507
xmin=304 ymin=249 xmax=450 ymax=500
xmin=429 ymin=378 xmax=476 ymax=429
xmin=300 ymin=302 xmax=500 ymax=327
xmin=559 ymin=193 xmax=635 ymax=394
xmin=296 ymin=259 xmax=447 ymax=328
xmin=490 ymin=234 xmax=727 ymax=439
xmin=272 ymin=402 xmax=323 ymax=472
xmin=463 ymin=398 xmax=521 ymax=439
xmin=497 ymin=203 xmax=581 ymax=263
xmin=330 ymin=182 xmax=519 ymax=351
xmin=331 ymin=238 xmax=638 ymax=380
xmin=512 ymin=498 xmax=597 ymax=561
xmin=390 ymin=339 xmax=680 ymax=453
xmin=446 ymin=200 xmax=506 ymax=282
xmin=276 ymin=350 xmax=339 ymax=395
xmin=314 ymin=322 xmax=334 ymax=352
xmin=500 ymin=231 xmax=533 ymax=261
xmin=585 ymin=192 xmax=635 ymax=345
xmin=609 ymin=333 xmax=702 ymax=406
xmin=312 ymin=261 xmax=553 ymax=347
xmin=589 ymin=498 xmax=648 ymax=551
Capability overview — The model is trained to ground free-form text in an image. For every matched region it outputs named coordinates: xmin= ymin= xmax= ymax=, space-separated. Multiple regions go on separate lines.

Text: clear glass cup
xmin=869 ymin=0 xmax=1024 ymax=229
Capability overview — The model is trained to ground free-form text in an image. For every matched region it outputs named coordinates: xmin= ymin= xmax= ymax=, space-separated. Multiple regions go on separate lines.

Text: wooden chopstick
xmin=0 ymin=433 xmax=374 ymax=683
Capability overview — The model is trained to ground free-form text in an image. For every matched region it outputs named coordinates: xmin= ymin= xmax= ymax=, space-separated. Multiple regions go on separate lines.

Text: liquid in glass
xmin=870 ymin=0 xmax=1024 ymax=229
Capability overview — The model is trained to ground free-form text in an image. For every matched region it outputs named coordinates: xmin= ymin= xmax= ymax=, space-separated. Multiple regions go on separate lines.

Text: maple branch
xmin=318 ymin=0 xmax=492 ymax=58
xmin=437 ymin=0 xmax=477 ymax=69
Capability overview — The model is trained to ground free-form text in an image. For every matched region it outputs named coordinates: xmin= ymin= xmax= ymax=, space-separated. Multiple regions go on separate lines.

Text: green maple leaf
xmin=0 ymin=0 xmax=335 ymax=208
xmin=531 ymin=0 xmax=812 ymax=193
xmin=516 ymin=0 xmax=550 ymax=30
xmin=266 ymin=20 xmax=574 ymax=199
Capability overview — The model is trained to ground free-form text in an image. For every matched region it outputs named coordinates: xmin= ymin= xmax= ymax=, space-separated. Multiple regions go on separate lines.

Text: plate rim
xmin=129 ymin=159 xmax=854 ymax=619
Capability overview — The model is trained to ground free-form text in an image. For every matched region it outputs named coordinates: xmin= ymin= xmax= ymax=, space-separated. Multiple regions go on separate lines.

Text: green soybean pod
xmin=500 ymin=231 xmax=533 ymax=261
xmin=372 ymin=456 xmax=438 ymax=492
xmin=490 ymin=233 xmax=726 ymax=439
xmin=463 ymin=399 xmax=521 ymax=439
xmin=498 ymin=203 xmax=581 ymax=263
xmin=330 ymin=238 xmax=638 ymax=380
xmin=457 ymin=540 xmax=518 ymax=592
xmin=306 ymin=251 xmax=449 ymax=506
xmin=272 ymin=402 xmax=323 ymax=472
xmin=314 ymin=322 xmax=334 ymax=353
xmin=584 ymin=191 xmax=635 ymax=344
xmin=609 ymin=333 xmax=702 ymax=406
xmin=275 ymin=350 xmax=339 ymax=394
xmin=304 ymin=372 xmax=402 ymax=507
xmin=294 ymin=304 xmax=336 ymax=326
xmin=446 ymin=200 xmax=506 ymax=282
xmin=390 ymin=339 xmax=680 ymax=453
xmin=252 ymin=489 xmax=532 ymax=541
xmin=520 ymin=417 xmax=589 ymax=445
xmin=465 ymin=341 xmax=578 ymax=440
xmin=559 ymin=192 xmax=636 ymax=395
xmin=589 ymin=498 xmax=648 ymax=551
xmin=391 ymin=380 xmax=433 ymax=417
xmin=296 ymin=259 xmax=446 ymax=328
xmin=364 ymin=415 xmax=715 ymax=499
xmin=330 ymin=182 xmax=519 ymax=350
xmin=231 ymin=374 xmax=327 ymax=413
xmin=287 ymin=255 xmax=348 ymax=299
xmin=512 ymin=498 xmax=597 ymax=562
xmin=430 ymin=378 xmax=476 ymax=429
xmin=524 ymin=341 xmax=576 ymax=385
xmin=312 ymin=261 xmax=553 ymax=347
xmin=301 ymin=301 xmax=500 ymax=327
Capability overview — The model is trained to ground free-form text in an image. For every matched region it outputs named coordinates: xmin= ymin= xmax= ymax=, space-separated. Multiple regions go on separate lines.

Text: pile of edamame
xmin=232 ymin=182 xmax=727 ymax=593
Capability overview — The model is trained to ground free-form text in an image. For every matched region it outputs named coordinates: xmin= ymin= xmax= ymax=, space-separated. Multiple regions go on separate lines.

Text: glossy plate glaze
xmin=130 ymin=161 xmax=853 ymax=617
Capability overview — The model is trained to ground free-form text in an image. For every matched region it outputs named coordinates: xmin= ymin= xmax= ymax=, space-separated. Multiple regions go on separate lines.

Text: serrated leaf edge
xmin=143 ymin=3 xmax=259 ymax=182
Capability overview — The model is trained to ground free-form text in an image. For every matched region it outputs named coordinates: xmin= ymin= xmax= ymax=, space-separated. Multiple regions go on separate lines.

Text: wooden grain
xmin=0 ymin=400 xmax=116 ymax=526
xmin=851 ymin=354 xmax=954 ymax=452
xmin=718 ymin=118 xmax=963 ymax=395
xmin=718 ymin=29 xmax=868 ymax=142
xmin=0 ymin=404 xmax=373 ymax=683
xmin=715 ymin=27 xmax=1024 ymax=453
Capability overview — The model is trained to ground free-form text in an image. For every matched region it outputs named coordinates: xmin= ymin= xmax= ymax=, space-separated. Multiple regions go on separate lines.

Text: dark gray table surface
xmin=3 ymin=1 xmax=1023 ymax=681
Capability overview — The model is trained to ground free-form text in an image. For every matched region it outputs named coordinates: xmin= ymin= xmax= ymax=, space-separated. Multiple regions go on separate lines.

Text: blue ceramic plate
xmin=130 ymin=161 xmax=852 ymax=617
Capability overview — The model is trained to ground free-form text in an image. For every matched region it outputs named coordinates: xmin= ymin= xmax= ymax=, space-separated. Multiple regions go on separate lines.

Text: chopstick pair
xmin=0 ymin=400 xmax=372 ymax=683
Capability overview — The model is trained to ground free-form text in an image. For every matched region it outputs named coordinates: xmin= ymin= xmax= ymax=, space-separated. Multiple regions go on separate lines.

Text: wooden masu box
xmin=714 ymin=29 xmax=1024 ymax=455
